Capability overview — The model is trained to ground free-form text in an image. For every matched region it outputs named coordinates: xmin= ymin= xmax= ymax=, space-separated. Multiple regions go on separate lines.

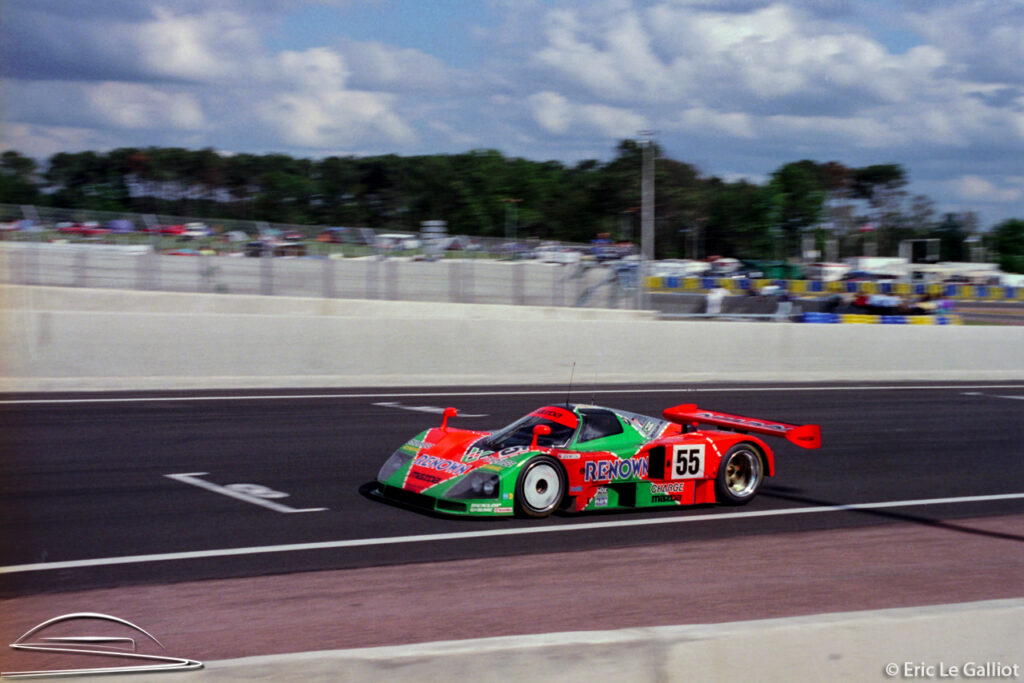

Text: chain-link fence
xmin=0 ymin=204 xmax=644 ymax=309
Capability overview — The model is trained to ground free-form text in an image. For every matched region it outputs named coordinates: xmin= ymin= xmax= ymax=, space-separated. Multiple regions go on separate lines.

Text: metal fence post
xmin=464 ymin=258 xmax=474 ymax=304
xmin=513 ymin=261 xmax=525 ymax=305
xmin=25 ymin=240 xmax=40 ymax=286
xmin=366 ymin=257 xmax=378 ymax=299
xmin=385 ymin=258 xmax=398 ymax=300
xmin=199 ymin=253 xmax=211 ymax=293
xmin=260 ymin=248 xmax=273 ymax=295
xmin=322 ymin=254 xmax=336 ymax=298
xmin=448 ymin=259 xmax=460 ymax=303
xmin=73 ymin=248 xmax=87 ymax=288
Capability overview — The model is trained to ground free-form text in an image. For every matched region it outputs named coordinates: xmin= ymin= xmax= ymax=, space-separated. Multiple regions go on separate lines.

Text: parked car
xmin=535 ymin=243 xmax=582 ymax=264
xmin=106 ymin=219 xmax=135 ymax=234
xmin=183 ymin=222 xmax=211 ymax=238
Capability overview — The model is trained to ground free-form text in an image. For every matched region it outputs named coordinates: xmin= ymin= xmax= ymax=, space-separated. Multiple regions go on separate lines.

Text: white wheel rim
xmin=523 ymin=463 xmax=560 ymax=511
xmin=725 ymin=450 xmax=761 ymax=497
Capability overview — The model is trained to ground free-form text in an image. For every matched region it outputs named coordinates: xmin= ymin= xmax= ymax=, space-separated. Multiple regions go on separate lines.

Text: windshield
xmin=480 ymin=409 xmax=578 ymax=450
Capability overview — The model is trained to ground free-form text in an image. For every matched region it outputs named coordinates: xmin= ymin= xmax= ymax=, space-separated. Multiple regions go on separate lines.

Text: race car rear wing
xmin=663 ymin=404 xmax=821 ymax=449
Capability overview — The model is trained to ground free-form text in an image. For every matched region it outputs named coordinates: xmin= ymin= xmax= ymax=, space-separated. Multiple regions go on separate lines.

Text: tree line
xmin=1 ymin=143 xmax=1021 ymax=270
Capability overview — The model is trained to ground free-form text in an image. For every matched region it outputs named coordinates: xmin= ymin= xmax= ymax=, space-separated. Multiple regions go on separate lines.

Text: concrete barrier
xmin=184 ymin=599 xmax=1024 ymax=682
xmin=2 ymin=285 xmax=1023 ymax=391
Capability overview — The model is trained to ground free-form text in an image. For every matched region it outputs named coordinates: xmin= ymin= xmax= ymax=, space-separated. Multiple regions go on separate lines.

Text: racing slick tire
xmin=515 ymin=456 xmax=566 ymax=518
xmin=714 ymin=443 xmax=765 ymax=505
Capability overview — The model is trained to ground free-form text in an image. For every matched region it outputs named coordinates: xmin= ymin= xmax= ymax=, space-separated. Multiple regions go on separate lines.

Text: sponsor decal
xmin=651 ymin=494 xmax=681 ymax=504
xmin=583 ymin=456 xmax=649 ymax=482
xmin=628 ymin=416 xmax=664 ymax=438
xmin=480 ymin=456 xmax=516 ymax=468
xmin=407 ymin=439 xmax=433 ymax=451
xmin=463 ymin=445 xmax=530 ymax=463
xmin=470 ymin=502 xmax=501 ymax=512
xmin=410 ymin=471 xmax=442 ymax=485
xmin=651 ymin=482 xmax=686 ymax=494
xmin=462 ymin=446 xmax=495 ymax=463
xmin=530 ymin=407 xmax=579 ymax=428
xmin=413 ymin=453 xmax=471 ymax=477
xmin=696 ymin=412 xmax=787 ymax=433
xmin=557 ymin=453 xmax=581 ymax=460
xmin=496 ymin=507 xmax=513 ymax=514
xmin=593 ymin=487 xmax=609 ymax=507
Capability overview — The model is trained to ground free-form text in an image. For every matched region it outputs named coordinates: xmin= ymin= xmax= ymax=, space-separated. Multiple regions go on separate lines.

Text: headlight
xmin=443 ymin=470 xmax=501 ymax=499
xmin=378 ymin=449 xmax=414 ymax=482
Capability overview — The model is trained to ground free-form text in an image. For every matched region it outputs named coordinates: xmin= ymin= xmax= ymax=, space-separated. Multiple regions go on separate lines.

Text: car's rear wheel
xmin=714 ymin=443 xmax=764 ymax=505
xmin=515 ymin=456 xmax=565 ymax=518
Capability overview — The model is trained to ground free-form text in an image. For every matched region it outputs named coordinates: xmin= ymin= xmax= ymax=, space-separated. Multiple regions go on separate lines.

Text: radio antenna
xmin=565 ymin=362 xmax=576 ymax=407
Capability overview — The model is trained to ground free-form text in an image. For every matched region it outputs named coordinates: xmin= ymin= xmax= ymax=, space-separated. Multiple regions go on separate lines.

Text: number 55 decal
xmin=671 ymin=444 xmax=705 ymax=479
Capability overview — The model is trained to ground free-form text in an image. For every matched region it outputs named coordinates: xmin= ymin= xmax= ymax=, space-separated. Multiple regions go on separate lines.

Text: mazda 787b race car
xmin=374 ymin=403 xmax=821 ymax=517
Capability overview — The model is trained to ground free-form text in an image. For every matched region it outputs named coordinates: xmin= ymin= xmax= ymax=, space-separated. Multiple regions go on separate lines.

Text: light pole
xmin=502 ymin=198 xmax=522 ymax=241
xmin=639 ymin=131 xmax=655 ymax=262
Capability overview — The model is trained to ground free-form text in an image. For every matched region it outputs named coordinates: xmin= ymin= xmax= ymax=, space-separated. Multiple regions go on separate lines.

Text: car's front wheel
xmin=515 ymin=456 xmax=565 ymax=518
xmin=714 ymin=443 xmax=764 ymax=505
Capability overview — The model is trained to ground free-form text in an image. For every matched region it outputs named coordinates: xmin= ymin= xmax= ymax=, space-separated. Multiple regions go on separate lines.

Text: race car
xmin=374 ymin=403 xmax=821 ymax=517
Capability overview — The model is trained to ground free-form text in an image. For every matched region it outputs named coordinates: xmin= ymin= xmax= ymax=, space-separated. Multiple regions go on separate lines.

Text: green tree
xmin=992 ymin=219 xmax=1024 ymax=273
xmin=0 ymin=150 xmax=40 ymax=204
xmin=768 ymin=161 xmax=826 ymax=259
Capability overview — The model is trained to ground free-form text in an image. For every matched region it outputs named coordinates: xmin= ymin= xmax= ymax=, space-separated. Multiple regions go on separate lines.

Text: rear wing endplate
xmin=663 ymin=404 xmax=821 ymax=449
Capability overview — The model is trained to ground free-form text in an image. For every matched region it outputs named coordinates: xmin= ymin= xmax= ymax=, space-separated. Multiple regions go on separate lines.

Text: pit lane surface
xmin=2 ymin=382 xmax=1022 ymax=599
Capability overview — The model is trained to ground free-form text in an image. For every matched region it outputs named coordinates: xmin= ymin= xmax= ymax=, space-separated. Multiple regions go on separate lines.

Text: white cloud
xmin=528 ymin=91 xmax=572 ymax=134
xmin=527 ymin=90 xmax=645 ymax=138
xmin=952 ymin=176 xmax=1024 ymax=203
xmin=273 ymin=48 xmax=351 ymax=92
xmin=256 ymin=48 xmax=414 ymax=148
xmin=133 ymin=7 xmax=261 ymax=82
xmin=0 ymin=123 xmax=119 ymax=159
xmin=337 ymin=40 xmax=451 ymax=92
xmin=86 ymin=83 xmax=206 ymax=130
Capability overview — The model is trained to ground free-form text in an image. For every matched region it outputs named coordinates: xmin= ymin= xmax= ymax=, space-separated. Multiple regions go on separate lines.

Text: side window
xmin=578 ymin=409 xmax=624 ymax=442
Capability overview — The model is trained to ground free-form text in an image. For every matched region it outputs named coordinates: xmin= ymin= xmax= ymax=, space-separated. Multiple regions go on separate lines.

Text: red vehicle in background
xmin=56 ymin=221 xmax=108 ymax=236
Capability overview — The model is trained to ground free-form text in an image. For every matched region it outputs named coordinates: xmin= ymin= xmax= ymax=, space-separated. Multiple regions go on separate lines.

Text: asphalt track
xmin=2 ymin=382 xmax=1023 ymax=598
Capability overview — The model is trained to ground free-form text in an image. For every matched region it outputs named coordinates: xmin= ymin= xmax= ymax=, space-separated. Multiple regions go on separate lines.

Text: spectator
xmin=773 ymin=290 xmax=794 ymax=321
xmin=705 ymin=286 xmax=727 ymax=317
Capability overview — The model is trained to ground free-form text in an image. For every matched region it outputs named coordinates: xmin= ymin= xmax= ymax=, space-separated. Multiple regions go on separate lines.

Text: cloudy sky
xmin=2 ymin=0 xmax=1022 ymax=227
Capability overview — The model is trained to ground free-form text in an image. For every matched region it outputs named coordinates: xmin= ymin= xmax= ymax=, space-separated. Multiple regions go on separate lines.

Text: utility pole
xmin=639 ymin=132 xmax=655 ymax=261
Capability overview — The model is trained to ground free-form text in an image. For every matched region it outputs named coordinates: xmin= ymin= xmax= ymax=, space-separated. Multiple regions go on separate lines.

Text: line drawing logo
xmin=2 ymin=612 xmax=202 ymax=678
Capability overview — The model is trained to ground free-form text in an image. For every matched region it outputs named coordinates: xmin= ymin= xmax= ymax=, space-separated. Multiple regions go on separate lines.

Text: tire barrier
xmin=646 ymin=276 xmax=1024 ymax=302
xmin=800 ymin=312 xmax=963 ymax=325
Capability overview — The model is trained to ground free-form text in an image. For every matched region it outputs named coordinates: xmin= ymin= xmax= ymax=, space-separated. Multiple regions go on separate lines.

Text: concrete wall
xmin=2 ymin=285 xmax=1023 ymax=391
xmin=189 ymin=599 xmax=1024 ymax=682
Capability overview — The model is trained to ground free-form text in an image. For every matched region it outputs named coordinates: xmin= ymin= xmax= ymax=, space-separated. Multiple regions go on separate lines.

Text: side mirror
xmin=440 ymin=407 xmax=458 ymax=430
xmin=530 ymin=424 xmax=552 ymax=450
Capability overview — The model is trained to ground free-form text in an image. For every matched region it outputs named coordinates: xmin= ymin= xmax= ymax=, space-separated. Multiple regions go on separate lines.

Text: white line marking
xmin=2 ymin=492 xmax=1021 ymax=575
xmin=3 ymin=385 xmax=1024 ymax=405
xmin=165 ymin=473 xmax=327 ymax=514
xmin=963 ymin=392 xmax=1024 ymax=401
xmin=374 ymin=402 xmax=488 ymax=417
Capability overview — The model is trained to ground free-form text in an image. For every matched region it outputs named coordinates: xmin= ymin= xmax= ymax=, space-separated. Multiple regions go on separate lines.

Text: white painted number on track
xmin=165 ymin=473 xmax=327 ymax=513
